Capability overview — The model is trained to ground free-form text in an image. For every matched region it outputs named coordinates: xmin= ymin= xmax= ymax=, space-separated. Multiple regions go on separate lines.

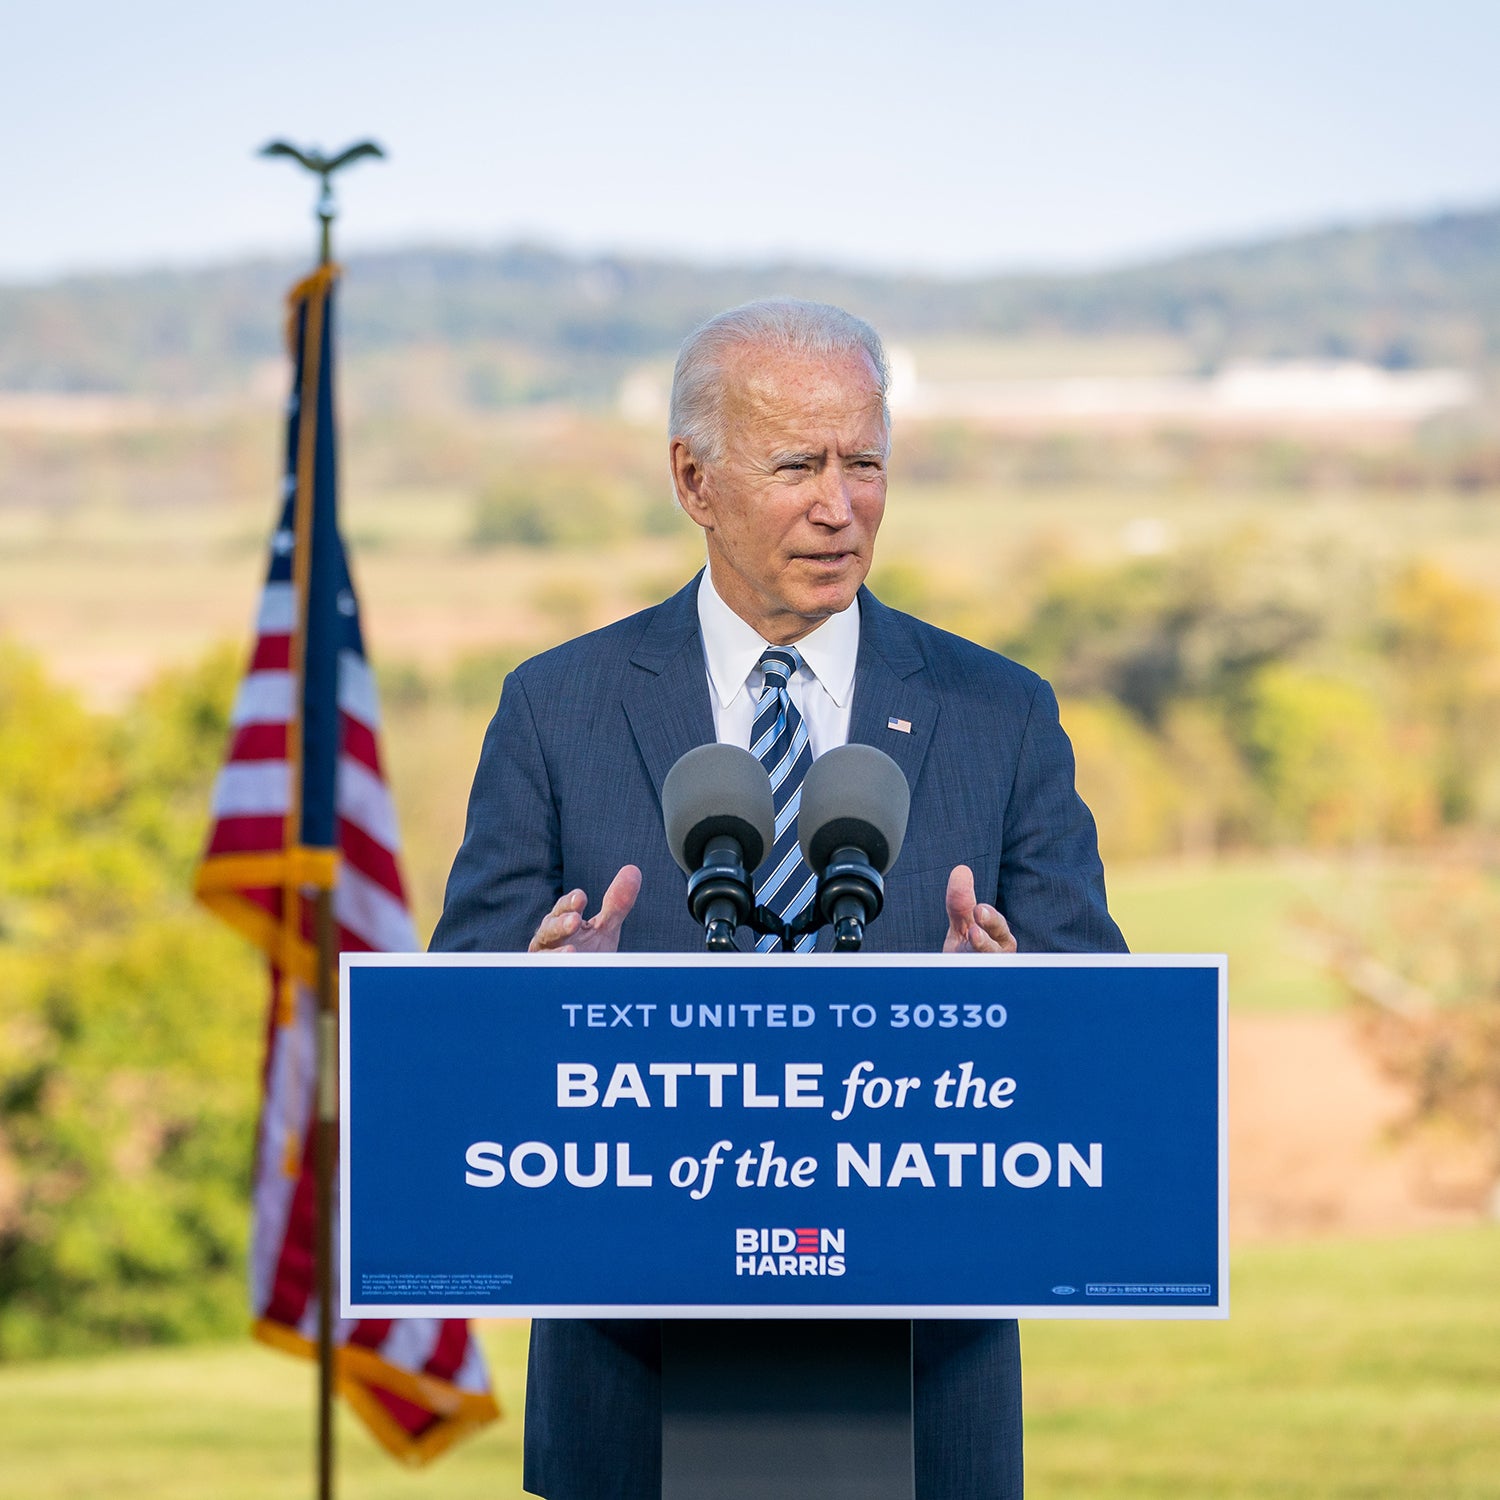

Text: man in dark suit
xmin=433 ymin=299 xmax=1126 ymax=1499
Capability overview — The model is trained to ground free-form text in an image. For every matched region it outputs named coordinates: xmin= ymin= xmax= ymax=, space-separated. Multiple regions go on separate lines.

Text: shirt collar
xmin=697 ymin=568 xmax=860 ymax=709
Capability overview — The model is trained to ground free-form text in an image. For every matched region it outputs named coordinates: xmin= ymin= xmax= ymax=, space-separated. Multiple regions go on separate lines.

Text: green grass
xmin=0 ymin=1321 xmax=530 ymax=1500
xmin=1026 ymin=1226 xmax=1500 ymax=1498
xmin=1106 ymin=855 xmax=1445 ymax=1011
xmin=3 ymin=1228 xmax=1496 ymax=1499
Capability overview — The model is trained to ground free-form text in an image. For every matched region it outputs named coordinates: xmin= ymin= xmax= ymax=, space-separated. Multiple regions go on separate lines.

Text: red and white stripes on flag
xmin=195 ymin=265 xmax=498 ymax=1464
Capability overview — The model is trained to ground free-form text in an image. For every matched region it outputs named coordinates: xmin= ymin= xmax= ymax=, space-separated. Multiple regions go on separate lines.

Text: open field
xmin=5 ymin=475 xmax=1500 ymax=707
xmin=1105 ymin=855 xmax=1458 ymax=1012
xmin=2 ymin=1227 xmax=1495 ymax=1500
xmin=0 ymin=1320 xmax=528 ymax=1500
xmin=1024 ymin=1226 xmax=1500 ymax=1498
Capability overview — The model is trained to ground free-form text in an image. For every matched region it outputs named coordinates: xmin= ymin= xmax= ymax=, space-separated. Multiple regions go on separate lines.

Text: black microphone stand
xmin=732 ymin=850 xmax=884 ymax=953
xmin=688 ymin=836 xmax=758 ymax=951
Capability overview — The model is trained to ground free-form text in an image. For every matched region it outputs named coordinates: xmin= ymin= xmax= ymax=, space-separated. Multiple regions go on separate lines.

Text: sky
xmin=6 ymin=0 xmax=1498 ymax=283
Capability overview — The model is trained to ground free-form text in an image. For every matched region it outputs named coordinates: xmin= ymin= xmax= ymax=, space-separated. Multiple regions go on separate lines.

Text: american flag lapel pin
xmin=887 ymin=716 xmax=912 ymax=734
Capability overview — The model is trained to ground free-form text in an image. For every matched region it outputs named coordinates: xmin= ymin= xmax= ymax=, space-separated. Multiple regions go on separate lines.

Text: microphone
xmin=797 ymin=744 xmax=910 ymax=951
xmin=662 ymin=744 xmax=776 ymax=951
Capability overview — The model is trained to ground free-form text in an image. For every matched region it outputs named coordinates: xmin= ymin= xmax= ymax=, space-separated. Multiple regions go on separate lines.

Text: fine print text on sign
xmin=341 ymin=954 xmax=1226 ymax=1319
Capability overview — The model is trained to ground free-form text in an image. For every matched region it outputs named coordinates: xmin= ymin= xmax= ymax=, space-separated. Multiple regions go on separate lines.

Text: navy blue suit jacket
xmin=432 ymin=576 xmax=1126 ymax=1499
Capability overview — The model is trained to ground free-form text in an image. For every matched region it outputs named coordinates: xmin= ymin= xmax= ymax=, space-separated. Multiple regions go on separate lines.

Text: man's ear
xmin=670 ymin=437 xmax=713 ymax=531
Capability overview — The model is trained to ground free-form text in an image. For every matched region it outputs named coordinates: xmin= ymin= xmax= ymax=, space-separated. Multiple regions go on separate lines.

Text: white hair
xmin=668 ymin=298 xmax=891 ymax=464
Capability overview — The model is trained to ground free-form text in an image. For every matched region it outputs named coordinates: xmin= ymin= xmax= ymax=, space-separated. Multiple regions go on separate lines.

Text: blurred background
xmin=3 ymin=1 xmax=1498 ymax=1495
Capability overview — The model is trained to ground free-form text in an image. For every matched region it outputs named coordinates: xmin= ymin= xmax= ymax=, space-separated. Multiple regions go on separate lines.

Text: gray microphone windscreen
xmin=798 ymin=744 xmax=910 ymax=875
xmin=662 ymin=743 xmax=776 ymax=874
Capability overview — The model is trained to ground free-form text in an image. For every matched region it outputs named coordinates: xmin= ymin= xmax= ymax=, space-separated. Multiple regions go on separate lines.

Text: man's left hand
xmin=943 ymin=864 xmax=1017 ymax=953
xmin=528 ymin=864 xmax=642 ymax=953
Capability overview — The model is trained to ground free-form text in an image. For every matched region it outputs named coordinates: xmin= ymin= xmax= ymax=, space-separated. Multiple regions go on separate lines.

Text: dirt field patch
xmin=1230 ymin=1012 xmax=1491 ymax=1242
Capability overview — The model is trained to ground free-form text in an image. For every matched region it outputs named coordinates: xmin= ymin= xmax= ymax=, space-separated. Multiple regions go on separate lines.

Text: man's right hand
xmin=528 ymin=864 xmax=642 ymax=954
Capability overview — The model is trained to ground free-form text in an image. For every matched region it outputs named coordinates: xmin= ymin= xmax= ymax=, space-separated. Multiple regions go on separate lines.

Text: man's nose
xmin=807 ymin=467 xmax=853 ymax=526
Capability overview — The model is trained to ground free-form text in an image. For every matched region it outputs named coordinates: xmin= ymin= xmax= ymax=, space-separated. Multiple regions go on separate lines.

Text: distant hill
xmin=3 ymin=203 xmax=1498 ymax=400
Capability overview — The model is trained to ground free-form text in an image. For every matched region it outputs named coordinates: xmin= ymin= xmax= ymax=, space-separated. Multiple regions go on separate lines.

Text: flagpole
xmin=314 ymin=888 xmax=338 ymax=1500
xmin=310 ymin=176 xmax=336 ymax=1500
xmin=260 ymin=137 xmax=385 ymax=1500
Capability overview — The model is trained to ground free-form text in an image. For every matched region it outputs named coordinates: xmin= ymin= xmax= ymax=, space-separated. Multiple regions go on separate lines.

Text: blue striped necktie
xmin=751 ymin=646 xmax=819 ymax=952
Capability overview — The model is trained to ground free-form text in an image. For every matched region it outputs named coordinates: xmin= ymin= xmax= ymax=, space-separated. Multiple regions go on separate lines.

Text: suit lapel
xmin=623 ymin=574 xmax=759 ymax=947
xmin=622 ymin=574 xmax=716 ymax=805
xmin=848 ymin=589 xmax=939 ymax=802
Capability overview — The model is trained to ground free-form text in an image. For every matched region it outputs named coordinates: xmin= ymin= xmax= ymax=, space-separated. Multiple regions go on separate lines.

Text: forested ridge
xmin=4 ymin=201 xmax=1500 ymax=398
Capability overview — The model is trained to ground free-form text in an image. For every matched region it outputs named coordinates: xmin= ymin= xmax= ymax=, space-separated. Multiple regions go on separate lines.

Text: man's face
xmin=672 ymin=342 xmax=888 ymax=645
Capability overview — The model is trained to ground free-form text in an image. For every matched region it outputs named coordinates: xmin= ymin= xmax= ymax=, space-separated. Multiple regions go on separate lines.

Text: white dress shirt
xmin=695 ymin=568 xmax=859 ymax=758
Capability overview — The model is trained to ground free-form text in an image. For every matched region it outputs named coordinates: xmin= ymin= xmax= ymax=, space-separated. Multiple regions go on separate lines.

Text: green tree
xmin=1377 ymin=562 xmax=1500 ymax=825
xmin=1331 ymin=871 xmax=1500 ymax=1214
xmin=470 ymin=469 xmax=632 ymax=549
xmin=1240 ymin=664 xmax=1436 ymax=846
xmin=1060 ymin=696 xmax=1184 ymax=863
xmin=1004 ymin=544 xmax=1321 ymax=729
xmin=0 ymin=645 xmax=262 ymax=1359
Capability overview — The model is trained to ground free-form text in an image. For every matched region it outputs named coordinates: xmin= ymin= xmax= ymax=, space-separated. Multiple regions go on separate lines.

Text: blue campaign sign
xmin=340 ymin=954 xmax=1226 ymax=1320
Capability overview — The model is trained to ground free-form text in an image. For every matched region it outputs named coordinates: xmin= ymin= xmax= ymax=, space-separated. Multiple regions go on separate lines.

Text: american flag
xmin=194 ymin=264 xmax=498 ymax=1463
